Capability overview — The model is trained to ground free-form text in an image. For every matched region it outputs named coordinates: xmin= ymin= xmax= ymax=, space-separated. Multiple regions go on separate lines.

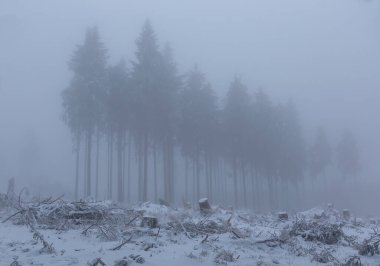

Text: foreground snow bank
xmin=0 ymin=196 xmax=380 ymax=265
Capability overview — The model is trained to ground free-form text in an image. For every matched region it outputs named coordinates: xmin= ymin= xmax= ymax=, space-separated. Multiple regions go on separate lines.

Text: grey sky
xmin=0 ymin=0 xmax=379 ymax=202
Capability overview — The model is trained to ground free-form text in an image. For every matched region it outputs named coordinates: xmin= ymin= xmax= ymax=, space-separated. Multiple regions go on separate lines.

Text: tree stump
xmin=140 ymin=216 xmax=158 ymax=228
xmin=114 ymin=258 xmax=130 ymax=266
xmin=342 ymin=209 xmax=350 ymax=220
xmin=199 ymin=198 xmax=211 ymax=212
xmin=278 ymin=212 xmax=288 ymax=221
xmin=158 ymin=198 xmax=170 ymax=207
xmin=89 ymin=258 xmax=106 ymax=266
xmin=7 ymin=177 xmax=15 ymax=196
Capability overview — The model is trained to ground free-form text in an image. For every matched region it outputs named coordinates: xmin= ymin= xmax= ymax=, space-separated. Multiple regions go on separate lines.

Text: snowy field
xmin=0 ymin=196 xmax=380 ymax=266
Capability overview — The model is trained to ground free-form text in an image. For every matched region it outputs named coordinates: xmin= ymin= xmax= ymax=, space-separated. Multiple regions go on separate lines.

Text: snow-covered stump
xmin=199 ymin=198 xmax=211 ymax=213
xmin=88 ymin=258 xmax=106 ymax=266
xmin=183 ymin=201 xmax=192 ymax=209
xmin=140 ymin=216 xmax=158 ymax=228
xmin=7 ymin=177 xmax=15 ymax=196
xmin=278 ymin=212 xmax=288 ymax=221
xmin=343 ymin=209 xmax=350 ymax=220
xmin=158 ymin=198 xmax=170 ymax=207
xmin=114 ymin=258 xmax=130 ymax=266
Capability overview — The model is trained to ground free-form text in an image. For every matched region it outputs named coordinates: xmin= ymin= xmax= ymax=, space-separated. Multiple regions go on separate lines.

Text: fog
xmin=1 ymin=0 xmax=379 ymax=215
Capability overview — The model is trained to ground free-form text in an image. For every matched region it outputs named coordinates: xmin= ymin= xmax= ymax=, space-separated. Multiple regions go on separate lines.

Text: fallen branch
xmin=1 ymin=210 xmax=23 ymax=223
xmin=111 ymin=235 xmax=133 ymax=251
xmin=181 ymin=222 xmax=192 ymax=239
xmin=231 ymin=229 xmax=241 ymax=239
xmin=126 ymin=215 xmax=139 ymax=226
xmin=201 ymin=234 xmax=209 ymax=244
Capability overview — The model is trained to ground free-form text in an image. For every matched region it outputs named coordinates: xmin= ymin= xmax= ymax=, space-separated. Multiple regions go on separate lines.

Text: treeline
xmin=62 ymin=20 xmax=360 ymax=209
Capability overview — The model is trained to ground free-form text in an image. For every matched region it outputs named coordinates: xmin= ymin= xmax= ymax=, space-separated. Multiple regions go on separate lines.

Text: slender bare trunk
xmin=138 ymin=135 xmax=143 ymax=202
xmin=95 ymin=128 xmax=100 ymax=200
xmin=74 ymin=133 xmax=80 ymax=201
xmin=117 ymin=129 xmax=124 ymax=202
xmin=185 ymin=158 xmax=189 ymax=201
xmin=127 ymin=133 xmax=131 ymax=202
xmin=154 ymin=144 xmax=157 ymax=201
xmin=142 ymin=132 xmax=148 ymax=202
xmin=196 ymin=153 xmax=200 ymax=200
xmin=86 ymin=129 xmax=92 ymax=197
xmin=233 ymin=159 xmax=238 ymax=207
xmin=241 ymin=164 xmax=247 ymax=207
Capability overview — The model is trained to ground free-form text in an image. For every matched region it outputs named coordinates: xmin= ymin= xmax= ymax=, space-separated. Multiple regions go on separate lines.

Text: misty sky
xmin=0 ymin=0 xmax=379 ymax=195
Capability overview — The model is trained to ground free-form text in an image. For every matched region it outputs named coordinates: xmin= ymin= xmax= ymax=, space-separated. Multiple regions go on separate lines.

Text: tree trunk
xmin=168 ymin=141 xmax=174 ymax=203
xmin=233 ymin=159 xmax=238 ymax=207
xmin=205 ymin=156 xmax=210 ymax=199
xmin=138 ymin=135 xmax=143 ymax=202
xmin=142 ymin=132 xmax=148 ymax=202
xmin=241 ymin=164 xmax=247 ymax=208
xmin=117 ymin=129 xmax=124 ymax=202
xmin=163 ymin=141 xmax=168 ymax=201
xmin=153 ymin=144 xmax=157 ymax=201
xmin=127 ymin=133 xmax=131 ymax=202
xmin=192 ymin=159 xmax=196 ymax=202
xmin=122 ymin=132 xmax=126 ymax=200
xmin=83 ymin=134 xmax=87 ymax=197
xmin=185 ymin=158 xmax=189 ymax=201
xmin=95 ymin=128 xmax=100 ymax=200
xmin=196 ymin=153 xmax=200 ymax=201
xmin=74 ymin=133 xmax=80 ymax=201
xmin=86 ymin=128 xmax=92 ymax=197
xmin=107 ymin=132 xmax=114 ymax=200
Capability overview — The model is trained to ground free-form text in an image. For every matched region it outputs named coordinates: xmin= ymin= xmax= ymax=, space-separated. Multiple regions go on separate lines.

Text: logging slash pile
xmin=0 ymin=194 xmax=380 ymax=265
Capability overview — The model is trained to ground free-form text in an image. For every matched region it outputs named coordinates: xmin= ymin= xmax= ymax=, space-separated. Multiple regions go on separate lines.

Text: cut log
xmin=199 ymin=198 xmax=211 ymax=212
xmin=278 ymin=212 xmax=288 ymax=221
xmin=140 ymin=216 xmax=158 ymax=228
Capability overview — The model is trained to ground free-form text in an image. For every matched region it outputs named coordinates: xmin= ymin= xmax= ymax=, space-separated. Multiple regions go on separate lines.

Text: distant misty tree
xmin=106 ymin=60 xmax=130 ymax=202
xmin=62 ymin=26 xmax=108 ymax=199
xmin=154 ymin=44 xmax=182 ymax=203
xmin=336 ymin=130 xmax=360 ymax=179
xmin=309 ymin=127 xmax=332 ymax=178
xmin=130 ymin=19 xmax=160 ymax=203
xmin=222 ymin=77 xmax=252 ymax=206
xmin=178 ymin=66 xmax=218 ymax=201
xmin=130 ymin=20 xmax=181 ymax=202
xmin=276 ymin=101 xmax=306 ymax=182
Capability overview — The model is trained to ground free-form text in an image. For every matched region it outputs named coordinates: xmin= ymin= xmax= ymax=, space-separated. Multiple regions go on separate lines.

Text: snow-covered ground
xmin=0 ymin=198 xmax=380 ymax=266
